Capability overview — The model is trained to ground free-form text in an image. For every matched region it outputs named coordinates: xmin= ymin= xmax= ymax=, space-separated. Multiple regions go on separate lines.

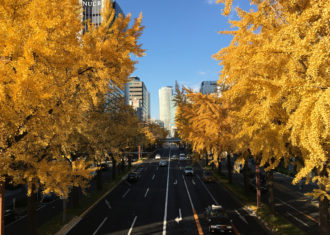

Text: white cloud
xmin=206 ymin=0 xmax=218 ymax=5
xmin=199 ymin=71 xmax=207 ymax=76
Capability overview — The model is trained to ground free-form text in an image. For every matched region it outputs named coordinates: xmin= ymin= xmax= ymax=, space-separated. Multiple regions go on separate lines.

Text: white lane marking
xmin=92 ymin=217 xmax=108 ymax=235
xmin=277 ymin=198 xmax=319 ymax=223
xmin=192 ymin=179 xmax=196 ymax=185
xmin=197 ymin=175 xmax=219 ymax=204
xmin=152 ymin=174 xmax=155 ymax=180
xmin=144 ymin=188 xmax=150 ymax=198
xmin=122 ymin=189 xmax=130 ymax=198
xmin=105 ymin=199 xmax=111 ymax=209
xmin=37 ymin=205 xmax=46 ymax=211
xmin=174 ymin=179 xmax=177 ymax=185
xmin=183 ymin=176 xmax=195 ymax=212
xmin=287 ymin=212 xmax=309 ymax=227
xmin=127 ymin=216 xmax=137 ymax=235
xmin=175 ymin=208 xmax=183 ymax=223
xmin=162 ymin=150 xmax=171 ymax=235
xmin=235 ymin=210 xmax=248 ymax=224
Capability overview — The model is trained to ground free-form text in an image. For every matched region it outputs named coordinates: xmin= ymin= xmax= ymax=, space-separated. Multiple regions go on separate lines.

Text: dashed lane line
xmin=287 ymin=212 xmax=309 ymax=227
xmin=127 ymin=216 xmax=137 ymax=235
xmin=122 ymin=189 xmax=130 ymax=198
xmin=144 ymin=188 xmax=150 ymax=198
xmin=92 ymin=217 xmax=108 ymax=235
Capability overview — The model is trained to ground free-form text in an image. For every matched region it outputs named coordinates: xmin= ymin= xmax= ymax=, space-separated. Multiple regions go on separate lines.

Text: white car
xmin=184 ymin=166 xmax=194 ymax=176
xmin=179 ymin=153 xmax=186 ymax=161
xmin=155 ymin=154 xmax=161 ymax=160
xmin=159 ymin=160 xmax=168 ymax=167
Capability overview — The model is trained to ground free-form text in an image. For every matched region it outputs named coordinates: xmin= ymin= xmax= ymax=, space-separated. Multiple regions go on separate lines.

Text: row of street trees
xmin=0 ymin=1 xmax=167 ymax=234
xmin=175 ymin=0 xmax=328 ymax=234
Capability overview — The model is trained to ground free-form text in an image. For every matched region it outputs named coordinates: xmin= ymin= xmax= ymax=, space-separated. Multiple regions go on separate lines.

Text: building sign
xmin=82 ymin=0 xmax=102 ymax=7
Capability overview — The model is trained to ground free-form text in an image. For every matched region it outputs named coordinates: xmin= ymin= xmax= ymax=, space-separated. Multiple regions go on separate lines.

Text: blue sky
xmin=117 ymin=0 xmax=250 ymax=119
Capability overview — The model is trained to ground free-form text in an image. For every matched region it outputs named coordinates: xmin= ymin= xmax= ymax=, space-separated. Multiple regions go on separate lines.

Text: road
xmin=67 ymin=145 xmax=269 ymax=235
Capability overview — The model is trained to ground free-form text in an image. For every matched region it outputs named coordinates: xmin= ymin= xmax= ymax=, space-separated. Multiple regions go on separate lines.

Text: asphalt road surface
xmin=67 ymin=145 xmax=270 ymax=235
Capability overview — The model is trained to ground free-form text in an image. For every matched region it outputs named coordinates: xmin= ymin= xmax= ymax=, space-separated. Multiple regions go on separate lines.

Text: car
xmin=4 ymin=209 xmax=19 ymax=225
xmin=202 ymin=170 xmax=216 ymax=183
xmin=155 ymin=154 xmax=161 ymax=160
xmin=179 ymin=153 xmax=186 ymax=161
xmin=159 ymin=160 xmax=168 ymax=167
xmin=205 ymin=205 xmax=233 ymax=233
xmin=126 ymin=172 xmax=139 ymax=182
xmin=184 ymin=166 xmax=194 ymax=176
xmin=171 ymin=154 xmax=178 ymax=160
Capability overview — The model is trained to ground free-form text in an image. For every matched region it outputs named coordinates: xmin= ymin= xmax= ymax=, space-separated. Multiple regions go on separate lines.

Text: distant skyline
xmin=117 ymin=0 xmax=252 ymax=119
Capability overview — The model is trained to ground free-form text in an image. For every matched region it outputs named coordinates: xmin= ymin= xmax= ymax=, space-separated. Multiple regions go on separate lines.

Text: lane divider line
xmin=92 ymin=217 xmax=108 ymax=235
xmin=105 ymin=199 xmax=111 ymax=209
xmin=122 ymin=189 xmax=130 ymax=198
xmin=192 ymin=179 xmax=196 ymax=185
xmin=162 ymin=148 xmax=171 ymax=235
xmin=144 ymin=188 xmax=150 ymax=198
xmin=235 ymin=210 xmax=248 ymax=224
xmin=127 ymin=216 xmax=137 ymax=235
xmin=152 ymin=174 xmax=155 ymax=180
xmin=183 ymin=176 xmax=203 ymax=235
xmin=287 ymin=212 xmax=309 ymax=227
xmin=277 ymin=198 xmax=319 ymax=224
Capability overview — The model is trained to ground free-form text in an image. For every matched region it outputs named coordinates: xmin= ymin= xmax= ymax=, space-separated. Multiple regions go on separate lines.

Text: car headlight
xmin=226 ymin=226 xmax=232 ymax=229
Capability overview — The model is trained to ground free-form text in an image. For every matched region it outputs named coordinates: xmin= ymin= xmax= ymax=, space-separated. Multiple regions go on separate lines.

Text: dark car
xmin=159 ymin=160 xmax=168 ymax=167
xmin=4 ymin=209 xmax=19 ymax=225
xmin=127 ymin=172 xmax=139 ymax=182
xmin=205 ymin=205 xmax=233 ymax=233
xmin=202 ymin=171 xmax=216 ymax=183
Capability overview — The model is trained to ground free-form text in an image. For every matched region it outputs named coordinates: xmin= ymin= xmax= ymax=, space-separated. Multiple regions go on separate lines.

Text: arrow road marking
xmin=152 ymin=174 xmax=155 ymax=180
xmin=128 ymin=216 xmax=137 ymax=235
xmin=287 ymin=212 xmax=309 ymax=227
xmin=122 ymin=189 xmax=130 ymax=198
xmin=235 ymin=210 xmax=248 ymax=224
xmin=144 ymin=188 xmax=150 ymax=198
xmin=175 ymin=208 xmax=182 ymax=223
xmin=93 ymin=217 xmax=108 ymax=235
xmin=174 ymin=179 xmax=177 ymax=185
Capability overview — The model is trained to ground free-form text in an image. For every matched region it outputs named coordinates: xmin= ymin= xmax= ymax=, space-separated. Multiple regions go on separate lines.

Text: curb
xmin=55 ymin=162 xmax=143 ymax=235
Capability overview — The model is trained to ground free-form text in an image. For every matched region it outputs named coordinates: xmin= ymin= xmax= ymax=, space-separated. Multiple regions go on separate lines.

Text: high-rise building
xmin=200 ymin=81 xmax=219 ymax=95
xmin=159 ymin=86 xmax=176 ymax=136
xmin=80 ymin=0 xmax=123 ymax=33
xmin=127 ymin=77 xmax=150 ymax=122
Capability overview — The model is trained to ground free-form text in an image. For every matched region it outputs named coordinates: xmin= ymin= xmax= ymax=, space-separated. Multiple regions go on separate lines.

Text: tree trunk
xmin=205 ymin=152 xmax=209 ymax=166
xmin=217 ymin=155 xmax=222 ymax=175
xmin=319 ymin=167 xmax=329 ymax=235
xmin=256 ymin=161 xmax=261 ymax=208
xmin=96 ymin=170 xmax=103 ymax=191
xmin=111 ymin=156 xmax=117 ymax=179
xmin=0 ymin=180 xmax=4 ymax=235
xmin=27 ymin=188 xmax=37 ymax=235
xmin=227 ymin=154 xmax=232 ymax=184
xmin=243 ymin=158 xmax=250 ymax=194
xmin=71 ymin=186 xmax=80 ymax=208
xmin=267 ymin=170 xmax=275 ymax=214
xmin=128 ymin=155 xmax=132 ymax=169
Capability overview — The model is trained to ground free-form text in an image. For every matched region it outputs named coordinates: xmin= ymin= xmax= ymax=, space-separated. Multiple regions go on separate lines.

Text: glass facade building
xmin=159 ymin=86 xmax=176 ymax=136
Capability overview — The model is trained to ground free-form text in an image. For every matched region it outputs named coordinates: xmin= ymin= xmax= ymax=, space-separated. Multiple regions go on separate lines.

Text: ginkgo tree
xmin=0 ymin=0 xmax=144 ymax=234
xmin=215 ymin=0 xmax=329 ymax=233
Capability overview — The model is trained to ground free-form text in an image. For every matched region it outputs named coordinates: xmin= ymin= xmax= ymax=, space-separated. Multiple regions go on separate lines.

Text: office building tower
xmin=200 ymin=81 xmax=219 ymax=95
xmin=159 ymin=86 xmax=176 ymax=136
xmin=80 ymin=0 xmax=123 ymax=33
xmin=127 ymin=77 xmax=150 ymax=122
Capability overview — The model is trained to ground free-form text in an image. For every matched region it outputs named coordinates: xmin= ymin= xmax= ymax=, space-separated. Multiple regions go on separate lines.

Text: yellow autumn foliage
xmin=0 ymin=0 xmax=144 ymax=196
